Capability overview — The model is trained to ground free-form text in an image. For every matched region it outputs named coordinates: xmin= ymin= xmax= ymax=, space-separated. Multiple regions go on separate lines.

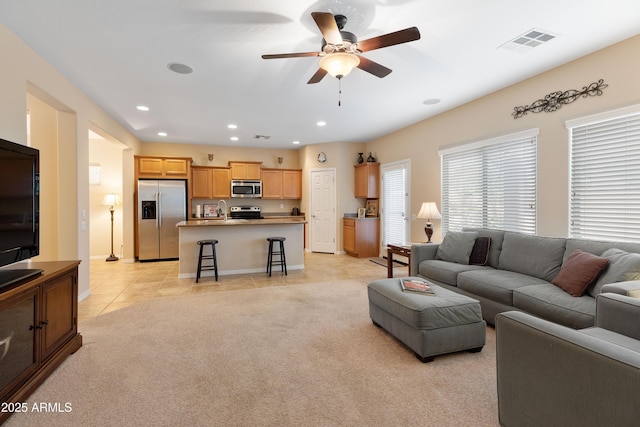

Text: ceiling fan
xmin=261 ymin=12 xmax=421 ymax=84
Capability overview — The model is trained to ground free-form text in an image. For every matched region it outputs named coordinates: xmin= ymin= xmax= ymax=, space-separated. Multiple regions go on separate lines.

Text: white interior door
xmin=382 ymin=160 xmax=410 ymax=247
xmin=310 ymin=169 xmax=336 ymax=253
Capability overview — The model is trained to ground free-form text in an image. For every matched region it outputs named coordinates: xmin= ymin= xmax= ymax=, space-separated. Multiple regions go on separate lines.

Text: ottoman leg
xmin=468 ymin=346 xmax=483 ymax=354
xmin=416 ymin=353 xmax=435 ymax=363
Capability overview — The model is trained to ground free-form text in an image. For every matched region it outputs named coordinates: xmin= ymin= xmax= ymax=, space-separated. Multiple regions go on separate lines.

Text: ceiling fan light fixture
xmin=319 ymin=52 xmax=360 ymax=79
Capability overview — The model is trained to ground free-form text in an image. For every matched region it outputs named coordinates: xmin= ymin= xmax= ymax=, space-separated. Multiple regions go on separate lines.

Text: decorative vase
xmin=367 ymin=152 xmax=376 ymax=162
xmin=357 ymin=153 xmax=364 ymax=164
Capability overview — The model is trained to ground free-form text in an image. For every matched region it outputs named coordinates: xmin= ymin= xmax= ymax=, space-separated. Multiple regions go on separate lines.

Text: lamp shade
xmin=416 ymin=202 xmax=441 ymax=221
xmin=101 ymin=193 xmax=122 ymax=208
xmin=319 ymin=52 xmax=360 ymax=78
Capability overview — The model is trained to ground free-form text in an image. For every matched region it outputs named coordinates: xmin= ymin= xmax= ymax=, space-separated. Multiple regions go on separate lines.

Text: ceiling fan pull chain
xmin=338 ymin=77 xmax=342 ymax=107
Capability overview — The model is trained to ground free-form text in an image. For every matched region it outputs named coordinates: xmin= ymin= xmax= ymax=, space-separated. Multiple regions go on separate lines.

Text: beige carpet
xmin=7 ymin=280 xmax=498 ymax=426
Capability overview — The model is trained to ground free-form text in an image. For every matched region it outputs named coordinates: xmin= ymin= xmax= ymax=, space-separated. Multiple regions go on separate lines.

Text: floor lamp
xmin=101 ymin=193 xmax=122 ymax=262
xmin=417 ymin=202 xmax=441 ymax=243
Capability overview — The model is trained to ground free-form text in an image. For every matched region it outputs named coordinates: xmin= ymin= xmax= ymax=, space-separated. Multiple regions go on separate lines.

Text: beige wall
xmin=0 ymin=24 xmax=141 ymax=299
xmin=367 ymin=34 xmax=640 ymax=244
xmin=89 ymin=137 xmax=125 ymax=259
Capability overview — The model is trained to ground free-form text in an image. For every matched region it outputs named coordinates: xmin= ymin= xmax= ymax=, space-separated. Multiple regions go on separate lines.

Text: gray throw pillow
xmin=436 ymin=231 xmax=478 ymax=265
xmin=590 ymin=248 xmax=640 ymax=297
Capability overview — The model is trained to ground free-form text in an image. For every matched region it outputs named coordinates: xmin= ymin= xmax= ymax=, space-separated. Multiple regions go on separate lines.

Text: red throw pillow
xmin=551 ymin=249 xmax=609 ymax=297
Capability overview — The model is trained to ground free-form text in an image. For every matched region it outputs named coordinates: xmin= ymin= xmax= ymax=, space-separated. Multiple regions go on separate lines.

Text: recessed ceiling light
xmin=136 ymin=105 xmax=150 ymax=111
xmin=423 ymin=98 xmax=441 ymax=105
xmin=167 ymin=62 xmax=194 ymax=74
xmin=230 ymin=137 xmax=239 ymax=141
xmin=227 ymin=124 xmax=237 ymax=129
xmin=317 ymin=121 xmax=326 ymax=127
xmin=292 ymin=140 xmax=300 ymax=145
xmin=158 ymin=132 xmax=167 ymax=137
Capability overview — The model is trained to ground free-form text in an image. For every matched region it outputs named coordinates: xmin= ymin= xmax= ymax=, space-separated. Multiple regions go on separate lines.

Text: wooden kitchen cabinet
xmin=283 ymin=170 xmax=302 ymax=199
xmin=261 ymin=168 xmax=302 ymax=199
xmin=135 ymin=156 xmax=191 ymax=179
xmin=354 ymin=163 xmax=379 ymax=199
xmin=229 ymin=161 xmax=262 ymax=180
xmin=191 ymin=167 xmax=212 ymax=198
xmin=192 ymin=166 xmax=231 ymax=199
xmin=212 ymin=167 xmax=231 ymax=198
xmin=343 ymin=217 xmax=379 ymax=257
xmin=0 ymin=261 xmax=82 ymax=424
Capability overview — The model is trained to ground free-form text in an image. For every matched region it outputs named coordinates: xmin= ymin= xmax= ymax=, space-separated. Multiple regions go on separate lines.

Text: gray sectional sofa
xmin=409 ymin=228 xmax=640 ymax=328
xmin=495 ymin=293 xmax=640 ymax=426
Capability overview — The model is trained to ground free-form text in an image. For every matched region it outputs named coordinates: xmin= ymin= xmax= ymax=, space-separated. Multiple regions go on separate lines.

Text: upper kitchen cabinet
xmin=229 ymin=161 xmax=262 ymax=180
xmin=354 ymin=163 xmax=379 ymax=198
xmin=191 ymin=166 xmax=231 ymax=199
xmin=262 ymin=169 xmax=302 ymax=199
xmin=135 ymin=155 xmax=191 ymax=179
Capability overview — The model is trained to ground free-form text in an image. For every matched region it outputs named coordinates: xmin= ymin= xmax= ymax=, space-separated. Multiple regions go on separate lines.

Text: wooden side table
xmin=386 ymin=243 xmax=412 ymax=278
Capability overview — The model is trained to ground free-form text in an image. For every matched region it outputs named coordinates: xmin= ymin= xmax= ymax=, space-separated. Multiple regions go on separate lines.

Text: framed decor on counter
xmin=365 ymin=199 xmax=378 ymax=217
xmin=357 ymin=207 xmax=366 ymax=218
xmin=203 ymin=204 xmax=218 ymax=218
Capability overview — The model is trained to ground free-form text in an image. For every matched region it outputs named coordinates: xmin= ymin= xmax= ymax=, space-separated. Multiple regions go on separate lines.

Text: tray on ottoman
xmin=368 ymin=277 xmax=486 ymax=362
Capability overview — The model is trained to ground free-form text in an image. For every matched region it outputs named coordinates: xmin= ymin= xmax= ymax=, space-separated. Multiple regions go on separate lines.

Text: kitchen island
xmin=176 ymin=216 xmax=306 ymax=278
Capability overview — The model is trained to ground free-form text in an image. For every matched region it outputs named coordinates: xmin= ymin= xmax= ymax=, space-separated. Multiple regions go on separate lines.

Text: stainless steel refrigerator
xmin=137 ymin=179 xmax=187 ymax=261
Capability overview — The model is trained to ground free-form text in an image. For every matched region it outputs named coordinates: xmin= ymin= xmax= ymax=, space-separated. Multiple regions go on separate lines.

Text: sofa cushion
xmin=469 ymin=237 xmax=491 ymax=266
xmin=436 ymin=231 xmax=478 ymax=265
xmin=513 ymin=284 xmax=596 ymax=329
xmin=463 ymin=228 xmax=505 ymax=268
xmin=590 ymin=248 xmax=640 ymax=297
xmin=457 ymin=269 xmax=548 ymax=306
xmin=498 ymin=232 xmax=566 ymax=281
xmin=418 ymin=260 xmax=488 ymax=286
xmin=551 ymin=249 xmax=609 ymax=297
xmin=565 ymin=238 xmax=640 ymax=262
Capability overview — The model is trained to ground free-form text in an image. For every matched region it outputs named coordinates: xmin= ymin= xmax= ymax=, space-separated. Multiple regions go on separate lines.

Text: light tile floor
xmin=79 ymin=252 xmax=409 ymax=319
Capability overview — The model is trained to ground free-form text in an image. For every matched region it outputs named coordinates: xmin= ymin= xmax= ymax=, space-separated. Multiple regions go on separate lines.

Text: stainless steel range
xmin=230 ymin=205 xmax=263 ymax=219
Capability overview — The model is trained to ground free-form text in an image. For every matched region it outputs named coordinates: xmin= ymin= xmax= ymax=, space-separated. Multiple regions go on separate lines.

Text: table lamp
xmin=417 ymin=202 xmax=441 ymax=243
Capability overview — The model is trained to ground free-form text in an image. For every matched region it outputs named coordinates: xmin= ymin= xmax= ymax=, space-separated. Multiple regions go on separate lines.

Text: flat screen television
xmin=0 ymin=138 xmax=41 ymax=289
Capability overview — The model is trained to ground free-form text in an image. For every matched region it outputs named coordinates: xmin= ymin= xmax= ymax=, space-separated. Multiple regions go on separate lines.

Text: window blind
xmin=382 ymin=165 xmax=407 ymax=246
xmin=569 ymin=111 xmax=640 ymax=242
xmin=440 ymin=131 xmax=537 ymax=234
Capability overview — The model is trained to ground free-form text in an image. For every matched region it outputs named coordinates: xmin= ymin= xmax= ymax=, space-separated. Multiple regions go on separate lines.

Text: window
xmin=567 ymin=105 xmax=640 ymax=242
xmin=439 ymin=129 xmax=537 ymax=234
xmin=381 ymin=160 xmax=410 ymax=246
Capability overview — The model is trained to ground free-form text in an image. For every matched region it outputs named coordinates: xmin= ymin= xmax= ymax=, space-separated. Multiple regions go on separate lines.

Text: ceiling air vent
xmin=500 ymin=29 xmax=557 ymax=53
xmin=254 ymin=135 xmax=271 ymax=140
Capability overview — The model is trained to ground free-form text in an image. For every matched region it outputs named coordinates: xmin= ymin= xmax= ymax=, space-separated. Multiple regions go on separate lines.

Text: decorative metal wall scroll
xmin=512 ymin=79 xmax=608 ymax=119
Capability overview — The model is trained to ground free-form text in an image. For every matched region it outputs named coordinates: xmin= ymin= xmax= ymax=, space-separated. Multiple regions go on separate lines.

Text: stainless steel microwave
xmin=231 ymin=180 xmax=262 ymax=198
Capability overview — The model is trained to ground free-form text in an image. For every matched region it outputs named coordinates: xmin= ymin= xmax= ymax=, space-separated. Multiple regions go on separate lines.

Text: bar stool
xmin=266 ymin=237 xmax=287 ymax=277
xmin=196 ymin=239 xmax=219 ymax=282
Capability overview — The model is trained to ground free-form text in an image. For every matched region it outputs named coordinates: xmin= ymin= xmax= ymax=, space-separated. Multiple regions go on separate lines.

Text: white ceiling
xmin=3 ymin=0 xmax=640 ymax=149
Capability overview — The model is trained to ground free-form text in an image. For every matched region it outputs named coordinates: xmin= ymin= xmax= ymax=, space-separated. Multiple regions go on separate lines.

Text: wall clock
xmin=317 ymin=152 xmax=327 ymax=163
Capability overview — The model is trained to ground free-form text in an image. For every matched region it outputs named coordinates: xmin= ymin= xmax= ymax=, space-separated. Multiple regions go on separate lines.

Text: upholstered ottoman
xmin=368 ymin=277 xmax=486 ymax=362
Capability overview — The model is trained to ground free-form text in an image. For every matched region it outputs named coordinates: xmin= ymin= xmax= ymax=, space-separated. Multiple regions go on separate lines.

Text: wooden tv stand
xmin=0 ymin=260 xmax=82 ymax=424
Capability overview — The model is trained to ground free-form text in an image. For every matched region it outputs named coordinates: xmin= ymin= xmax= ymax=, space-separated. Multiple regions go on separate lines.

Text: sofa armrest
xmin=601 ymin=280 xmax=640 ymax=297
xmin=596 ymin=293 xmax=640 ymax=340
xmin=496 ymin=311 xmax=640 ymax=427
xmin=409 ymin=243 xmax=439 ymax=276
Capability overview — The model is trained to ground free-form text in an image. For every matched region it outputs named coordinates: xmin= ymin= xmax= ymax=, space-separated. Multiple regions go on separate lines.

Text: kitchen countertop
xmin=177 ymin=216 xmax=306 ymax=227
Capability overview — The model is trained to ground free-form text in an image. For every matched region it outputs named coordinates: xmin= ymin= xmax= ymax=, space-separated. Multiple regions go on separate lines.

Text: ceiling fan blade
xmin=311 ymin=12 xmax=342 ymax=45
xmin=307 ymin=68 xmax=328 ymax=84
xmin=357 ymin=56 xmax=392 ymax=78
xmin=358 ymin=27 xmax=421 ymax=52
xmin=262 ymin=52 xmax=320 ymax=59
